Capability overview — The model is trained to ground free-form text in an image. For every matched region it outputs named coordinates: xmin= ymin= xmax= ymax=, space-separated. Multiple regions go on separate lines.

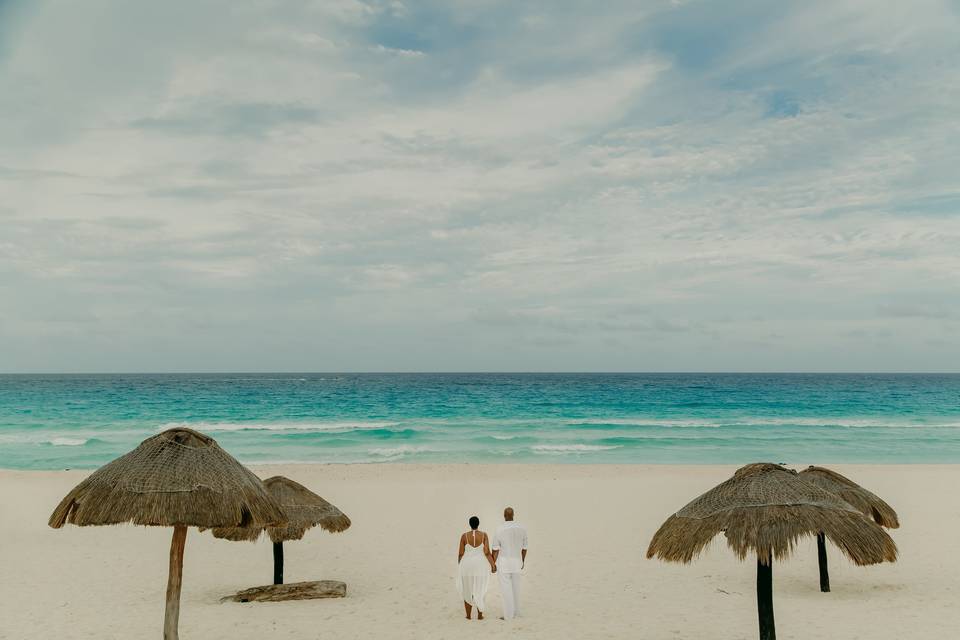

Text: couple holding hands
xmin=456 ymin=507 xmax=528 ymax=621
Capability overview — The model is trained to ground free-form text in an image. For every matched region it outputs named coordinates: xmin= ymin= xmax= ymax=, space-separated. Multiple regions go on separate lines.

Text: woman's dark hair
xmin=469 ymin=516 xmax=480 ymax=530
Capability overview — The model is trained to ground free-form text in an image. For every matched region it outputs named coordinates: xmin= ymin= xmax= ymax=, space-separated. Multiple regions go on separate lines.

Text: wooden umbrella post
xmin=273 ymin=541 xmax=284 ymax=585
xmin=817 ymin=532 xmax=830 ymax=592
xmin=757 ymin=556 xmax=776 ymax=640
xmin=164 ymin=525 xmax=188 ymax=640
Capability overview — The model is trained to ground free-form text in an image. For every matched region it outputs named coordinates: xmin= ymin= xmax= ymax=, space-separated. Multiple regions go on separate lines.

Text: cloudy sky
xmin=1 ymin=0 xmax=959 ymax=372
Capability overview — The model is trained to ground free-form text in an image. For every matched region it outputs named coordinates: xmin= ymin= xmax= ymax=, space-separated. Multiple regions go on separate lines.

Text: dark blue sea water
xmin=1 ymin=373 xmax=959 ymax=469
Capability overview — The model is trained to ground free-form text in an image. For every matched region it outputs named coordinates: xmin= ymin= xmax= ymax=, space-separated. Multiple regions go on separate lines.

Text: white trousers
xmin=498 ymin=571 xmax=522 ymax=619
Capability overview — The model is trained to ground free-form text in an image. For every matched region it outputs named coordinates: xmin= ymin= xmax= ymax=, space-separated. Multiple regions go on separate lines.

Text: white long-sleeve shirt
xmin=492 ymin=521 xmax=528 ymax=573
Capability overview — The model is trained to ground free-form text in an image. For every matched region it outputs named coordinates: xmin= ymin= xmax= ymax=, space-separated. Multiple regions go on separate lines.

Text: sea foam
xmin=531 ymin=444 xmax=622 ymax=454
xmin=157 ymin=420 xmax=401 ymax=433
xmin=48 ymin=437 xmax=91 ymax=446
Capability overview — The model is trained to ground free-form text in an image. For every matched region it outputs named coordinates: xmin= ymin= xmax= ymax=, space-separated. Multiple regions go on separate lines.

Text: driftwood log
xmin=221 ymin=580 xmax=347 ymax=603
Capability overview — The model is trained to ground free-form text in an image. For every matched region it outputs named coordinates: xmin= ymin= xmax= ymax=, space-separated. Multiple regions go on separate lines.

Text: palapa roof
xmin=49 ymin=428 xmax=285 ymax=529
xmin=211 ymin=475 xmax=351 ymax=543
xmin=799 ymin=466 xmax=899 ymax=528
xmin=646 ymin=463 xmax=898 ymax=565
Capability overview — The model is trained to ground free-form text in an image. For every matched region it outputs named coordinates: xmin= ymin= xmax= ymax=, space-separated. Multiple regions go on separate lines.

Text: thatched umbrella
xmin=211 ymin=475 xmax=351 ymax=585
xmin=647 ymin=463 xmax=897 ymax=640
xmin=798 ymin=465 xmax=900 ymax=592
xmin=48 ymin=428 xmax=285 ymax=640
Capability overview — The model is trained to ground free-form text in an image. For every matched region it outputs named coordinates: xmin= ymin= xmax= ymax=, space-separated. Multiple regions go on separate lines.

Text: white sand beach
xmin=0 ymin=464 xmax=955 ymax=639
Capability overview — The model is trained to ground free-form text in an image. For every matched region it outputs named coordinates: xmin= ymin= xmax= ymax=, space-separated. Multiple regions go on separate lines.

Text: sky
xmin=1 ymin=0 xmax=959 ymax=373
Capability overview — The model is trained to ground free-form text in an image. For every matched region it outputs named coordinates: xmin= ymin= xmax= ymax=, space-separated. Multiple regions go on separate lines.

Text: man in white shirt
xmin=491 ymin=506 xmax=528 ymax=620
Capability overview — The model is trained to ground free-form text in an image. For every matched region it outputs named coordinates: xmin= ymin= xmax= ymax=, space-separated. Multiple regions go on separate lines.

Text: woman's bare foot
xmin=478 ymin=613 xmax=484 ymax=620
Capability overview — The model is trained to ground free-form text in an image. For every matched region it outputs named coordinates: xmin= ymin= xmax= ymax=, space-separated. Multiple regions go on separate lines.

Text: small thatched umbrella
xmin=49 ymin=428 xmax=285 ymax=640
xmin=647 ymin=463 xmax=897 ymax=640
xmin=799 ymin=465 xmax=900 ymax=592
xmin=211 ymin=475 xmax=351 ymax=585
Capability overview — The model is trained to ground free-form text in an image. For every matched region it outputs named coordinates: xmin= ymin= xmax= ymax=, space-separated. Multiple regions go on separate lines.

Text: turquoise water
xmin=1 ymin=373 xmax=959 ymax=469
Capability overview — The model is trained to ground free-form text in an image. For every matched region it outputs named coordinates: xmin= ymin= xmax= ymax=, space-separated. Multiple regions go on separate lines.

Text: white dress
xmin=457 ymin=532 xmax=490 ymax=612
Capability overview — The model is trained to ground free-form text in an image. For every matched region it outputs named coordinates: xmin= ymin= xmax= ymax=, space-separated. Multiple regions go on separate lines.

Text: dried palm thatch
xmin=212 ymin=475 xmax=351 ymax=543
xmin=210 ymin=475 xmax=350 ymax=585
xmin=646 ymin=463 xmax=898 ymax=640
xmin=49 ymin=428 xmax=284 ymax=529
xmin=798 ymin=465 xmax=899 ymax=593
xmin=48 ymin=427 xmax=285 ymax=640
xmin=647 ymin=462 xmax=898 ymax=566
xmin=798 ymin=466 xmax=899 ymax=528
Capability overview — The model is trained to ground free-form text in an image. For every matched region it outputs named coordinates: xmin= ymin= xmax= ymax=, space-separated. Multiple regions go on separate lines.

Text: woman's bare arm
xmin=484 ymin=533 xmax=496 ymax=571
xmin=457 ymin=533 xmax=466 ymax=562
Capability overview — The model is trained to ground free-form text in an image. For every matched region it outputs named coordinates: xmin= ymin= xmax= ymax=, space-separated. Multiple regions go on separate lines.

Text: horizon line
xmin=2 ymin=371 xmax=960 ymax=376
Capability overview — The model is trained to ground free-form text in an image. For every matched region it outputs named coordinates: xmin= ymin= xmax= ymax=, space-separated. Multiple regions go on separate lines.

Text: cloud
xmin=131 ymin=102 xmax=324 ymax=138
xmin=1 ymin=0 xmax=959 ymax=372
xmin=877 ymin=303 xmax=957 ymax=321
xmin=371 ymin=44 xmax=425 ymax=57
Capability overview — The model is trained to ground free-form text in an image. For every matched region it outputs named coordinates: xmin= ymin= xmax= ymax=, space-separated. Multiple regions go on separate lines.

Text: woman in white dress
xmin=457 ymin=515 xmax=496 ymax=620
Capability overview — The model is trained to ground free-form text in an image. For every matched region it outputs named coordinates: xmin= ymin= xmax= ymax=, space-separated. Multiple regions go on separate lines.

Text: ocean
xmin=1 ymin=373 xmax=959 ymax=470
